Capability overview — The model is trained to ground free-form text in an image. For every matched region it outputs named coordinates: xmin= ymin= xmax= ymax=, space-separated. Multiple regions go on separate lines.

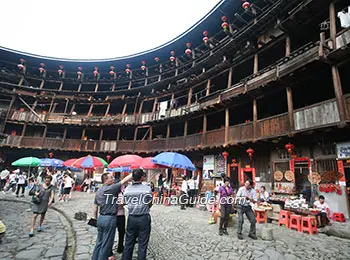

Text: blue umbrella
xmin=151 ymin=152 xmax=195 ymax=171
xmin=107 ymin=167 xmax=132 ymax=173
xmin=39 ymin=158 xmax=64 ymax=167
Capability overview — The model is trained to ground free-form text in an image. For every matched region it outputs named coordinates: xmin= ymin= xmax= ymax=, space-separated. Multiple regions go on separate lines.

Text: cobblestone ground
xmin=1 ymin=191 xmax=350 ymax=260
xmin=0 ymin=197 xmax=67 ymax=260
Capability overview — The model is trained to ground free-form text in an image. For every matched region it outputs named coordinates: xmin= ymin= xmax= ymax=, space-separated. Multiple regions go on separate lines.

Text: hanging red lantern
xmin=185 ymin=48 xmax=192 ymax=55
xmin=125 ymin=64 xmax=131 ymax=74
xmin=170 ymin=50 xmax=175 ymax=56
xmin=106 ymin=155 xmax=111 ymax=162
xmin=154 ymin=57 xmax=159 ymax=62
xmin=242 ymin=1 xmax=251 ymax=9
xmin=58 ymin=65 xmax=64 ymax=75
xmin=186 ymin=42 xmax=191 ymax=48
xmin=222 ymin=151 xmax=229 ymax=159
xmin=39 ymin=63 xmax=46 ymax=73
xmin=285 ymin=143 xmax=295 ymax=154
xmin=246 ymin=148 xmax=254 ymax=160
xmin=17 ymin=64 xmax=24 ymax=69
xmin=49 ymin=152 xmax=54 ymax=158
xmin=222 ymin=22 xmax=229 ymax=30
xmin=77 ymin=66 xmax=83 ymax=75
xmin=221 ymin=16 xmax=227 ymax=22
xmin=170 ymin=56 xmax=175 ymax=62
xmin=203 ymin=31 xmax=208 ymax=37
xmin=109 ymin=66 xmax=115 ymax=76
xmin=93 ymin=66 xmax=99 ymax=77
xmin=141 ymin=60 xmax=146 ymax=70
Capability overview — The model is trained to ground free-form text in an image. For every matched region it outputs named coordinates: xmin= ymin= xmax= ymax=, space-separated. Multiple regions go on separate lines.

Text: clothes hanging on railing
xmin=159 ymin=101 xmax=168 ymax=118
xmin=338 ymin=7 xmax=350 ymax=28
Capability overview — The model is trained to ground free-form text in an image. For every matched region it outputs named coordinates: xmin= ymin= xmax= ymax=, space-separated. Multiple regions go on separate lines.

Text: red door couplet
xmin=239 ymin=166 xmax=256 ymax=186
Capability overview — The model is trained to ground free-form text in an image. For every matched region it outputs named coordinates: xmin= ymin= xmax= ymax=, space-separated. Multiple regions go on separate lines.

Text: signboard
xmin=203 ymin=155 xmax=214 ymax=180
xmin=215 ymin=155 xmax=225 ymax=178
xmin=336 ymin=142 xmax=350 ymax=159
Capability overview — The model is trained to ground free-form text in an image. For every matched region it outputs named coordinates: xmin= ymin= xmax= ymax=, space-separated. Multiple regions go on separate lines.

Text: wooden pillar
xmin=149 ymin=126 xmax=153 ymax=140
xmin=18 ymin=77 xmax=24 ymax=86
xmin=206 ymin=79 xmax=211 ymax=96
xmin=58 ymin=82 xmax=63 ymax=91
xmin=1 ymin=96 xmax=15 ymax=133
xmin=21 ymin=123 xmax=27 ymax=136
xmin=88 ymin=104 xmax=93 ymax=116
xmin=99 ymin=129 xmax=104 ymax=141
xmin=253 ymin=99 xmax=257 ymax=139
xmin=81 ymin=128 xmax=86 ymax=140
xmin=62 ymin=128 xmax=67 ymax=140
xmin=225 ymin=108 xmax=229 ymax=145
xmin=64 ymin=99 xmax=69 ymax=114
xmin=134 ymin=127 xmax=139 ymax=141
xmin=39 ymin=80 xmax=45 ymax=89
xmin=94 ymin=84 xmax=99 ymax=92
xmin=77 ymin=84 xmax=82 ymax=92
xmin=122 ymin=103 xmax=127 ymax=116
xmin=331 ymin=66 xmax=346 ymax=122
xmin=138 ymin=101 xmax=144 ymax=115
xmin=253 ymin=54 xmax=259 ymax=75
xmin=184 ymin=120 xmax=188 ymax=137
xmin=116 ymin=128 xmax=121 ymax=141
xmin=111 ymin=84 xmax=115 ymax=91
xmin=166 ymin=124 xmax=170 ymax=149
xmin=329 ymin=2 xmax=337 ymax=49
xmin=128 ymin=81 xmax=132 ymax=90
xmin=187 ymin=88 xmax=193 ymax=106
xmin=285 ymin=36 xmax=291 ymax=57
xmin=202 ymin=114 xmax=207 ymax=144
xmin=227 ymin=68 xmax=233 ymax=89
xmin=105 ymin=103 xmax=111 ymax=117
xmin=42 ymin=126 xmax=48 ymax=146
xmin=286 ymin=87 xmax=295 ymax=130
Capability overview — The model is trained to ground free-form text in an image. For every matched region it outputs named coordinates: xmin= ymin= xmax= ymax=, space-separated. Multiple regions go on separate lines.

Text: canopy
xmin=151 ymin=152 xmax=195 ymax=171
xmin=130 ymin=157 xmax=168 ymax=170
xmin=109 ymin=155 xmax=143 ymax=168
xmin=70 ymin=155 xmax=108 ymax=169
xmin=63 ymin=158 xmax=77 ymax=167
xmin=12 ymin=157 xmax=41 ymax=167
xmin=39 ymin=158 xmax=64 ymax=167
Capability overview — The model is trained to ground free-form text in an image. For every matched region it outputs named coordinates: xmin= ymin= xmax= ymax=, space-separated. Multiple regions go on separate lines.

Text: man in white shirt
xmin=313 ymin=195 xmax=331 ymax=227
xmin=187 ymin=177 xmax=195 ymax=207
xmin=16 ymin=172 xmax=27 ymax=197
xmin=236 ymin=180 xmax=257 ymax=240
xmin=180 ymin=177 xmax=188 ymax=210
xmin=0 ymin=168 xmax=10 ymax=191
xmin=3 ymin=172 xmax=17 ymax=193
xmin=62 ymin=173 xmax=74 ymax=202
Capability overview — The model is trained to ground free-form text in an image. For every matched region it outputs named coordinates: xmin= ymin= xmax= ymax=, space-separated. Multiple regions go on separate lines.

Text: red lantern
xmin=141 ymin=65 xmax=146 ymax=70
xmin=93 ymin=67 xmax=99 ymax=77
xmin=222 ymin=22 xmax=229 ymax=30
xmin=78 ymin=66 xmax=83 ymax=71
xmin=109 ymin=70 xmax=115 ymax=76
xmin=285 ymin=143 xmax=295 ymax=154
xmin=203 ymin=36 xmax=209 ymax=44
xmin=186 ymin=42 xmax=191 ymax=48
xmin=49 ymin=152 xmax=54 ymax=158
xmin=58 ymin=65 xmax=64 ymax=75
xmin=141 ymin=61 xmax=146 ymax=70
xmin=40 ymin=63 xmax=45 ymax=67
xmin=125 ymin=64 xmax=131 ymax=74
xmin=246 ymin=148 xmax=254 ymax=160
xmin=203 ymin=31 xmax=208 ymax=37
xmin=39 ymin=67 xmax=45 ymax=73
xmin=185 ymin=49 xmax=192 ymax=55
xmin=222 ymin=151 xmax=229 ymax=159
xmin=221 ymin=16 xmax=227 ymax=22
xmin=242 ymin=1 xmax=251 ymax=9
xmin=170 ymin=56 xmax=175 ymax=62
xmin=154 ymin=57 xmax=159 ymax=62
xmin=17 ymin=64 xmax=24 ymax=69
xmin=170 ymin=51 xmax=175 ymax=56
xmin=106 ymin=155 xmax=111 ymax=162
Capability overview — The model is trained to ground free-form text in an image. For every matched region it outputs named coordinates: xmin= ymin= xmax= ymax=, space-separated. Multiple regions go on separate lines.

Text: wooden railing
xmin=205 ymin=128 xmax=225 ymax=147
xmin=20 ymin=137 xmax=43 ymax=148
xmin=42 ymin=138 xmax=63 ymax=149
xmin=149 ymin=139 xmax=166 ymax=152
xmin=168 ymin=136 xmax=185 ymax=151
xmin=255 ymin=113 xmax=290 ymax=139
xmin=185 ymin=133 xmax=202 ymax=148
xmin=117 ymin=141 xmax=134 ymax=152
xmin=344 ymin=94 xmax=350 ymax=120
xmin=228 ymin=122 xmax=254 ymax=143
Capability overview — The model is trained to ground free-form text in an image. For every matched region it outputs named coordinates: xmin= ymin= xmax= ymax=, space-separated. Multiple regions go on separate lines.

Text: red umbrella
xmin=130 ymin=157 xmax=168 ymax=170
xmin=70 ymin=155 xmax=107 ymax=169
xmin=109 ymin=155 xmax=143 ymax=168
xmin=63 ymin=158 xmax=77 ymax=167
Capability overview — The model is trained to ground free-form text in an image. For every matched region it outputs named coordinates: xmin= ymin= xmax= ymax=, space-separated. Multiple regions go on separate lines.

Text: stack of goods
xmin=318 ymin=170 xmax=343 ymax=195
xmin=284 ymin=196 xmax=308 ymax=211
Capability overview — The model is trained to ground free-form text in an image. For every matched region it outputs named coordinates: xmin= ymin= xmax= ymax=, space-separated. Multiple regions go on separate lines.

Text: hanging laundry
xmin=337 ymin=7 xmax=350 ymax=28
xmin=159 ymin=101 xmax=168 ymax=118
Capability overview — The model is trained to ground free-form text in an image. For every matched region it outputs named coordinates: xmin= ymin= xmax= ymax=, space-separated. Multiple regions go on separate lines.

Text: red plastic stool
xmin=301 ymin=217 xmax=318 ymax=235
xmin=255 ymin=210 xmax=267 ymax=224
xmin=278 ymin=210 xmax=291 ymax=228
xmin=289 ymin=214 xmax=302 ymax=232
xmin=333 ymin=213 xmax=346 ymax=222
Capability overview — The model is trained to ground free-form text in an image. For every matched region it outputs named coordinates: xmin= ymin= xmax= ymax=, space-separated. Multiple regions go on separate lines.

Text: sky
xmin=0 ymin=0 xmax=221 ymax=60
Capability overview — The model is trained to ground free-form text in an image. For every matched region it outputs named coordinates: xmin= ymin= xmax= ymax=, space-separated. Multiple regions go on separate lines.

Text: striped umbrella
xmin=70 ymin=155 xmax=108 ymax=169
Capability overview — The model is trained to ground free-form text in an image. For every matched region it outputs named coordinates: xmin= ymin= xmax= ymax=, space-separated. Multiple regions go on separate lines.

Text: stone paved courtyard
xmin=0 ymin=192 xmax=350 ymax=260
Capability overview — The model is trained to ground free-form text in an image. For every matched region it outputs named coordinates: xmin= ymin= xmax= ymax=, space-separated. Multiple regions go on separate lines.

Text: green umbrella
xmin=12 ymin=157 xmax=41 ymax=167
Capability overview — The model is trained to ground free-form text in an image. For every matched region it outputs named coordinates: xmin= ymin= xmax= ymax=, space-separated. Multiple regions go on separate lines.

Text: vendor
xmin=313 ymin=195 xmax=331 ymax=227
xmin=259 ymin=186 xmax=269 ymax=202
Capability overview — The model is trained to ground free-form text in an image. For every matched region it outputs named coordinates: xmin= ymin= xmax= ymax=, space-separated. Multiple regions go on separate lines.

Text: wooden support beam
xmin=225 ymin=108 xmax=229 ymax=145
xmin=134 ymin=127 xmax=139 ymax=141
xmin=152 ymin=98 xmax=158 ymax=114
xmin=116 ymin=128 xmax=120 ymax=141
xmin=42 ymin=126 xmax=48 ymax=139
xmin=286 ymin=87 xmax=295 ymax=131
xmin=88 ymin=104 xmax=93 ymax=116
xmin=1 ymin=96 xmax=15 ymax=133
xmin=62 ymin=128 xmax=67 ymax=140
xmin=149 ymin=126 xmax=153 ymax=140
xmin=94 ymin=84 xmax=99 ymax=92
xmin=77 ymin=84 xmax=82 ymax=92
xmin=21 ymin=123 xmax=27 ymax=137
xmin=184 ymin=120 xmax=188 ymax=137
xmin=105 ymin=103 xmax=111 ymax=117
xmin=18 ymin=77 xmax=24 ymax=86
xmin=187 ymin=88 xmax=193 ymax=106
xmin=64 ymin=99 xmax=69 ymax=114
xmin=39 ymin=80 xmax=45 ymax=89
xmin=18 ymin=96 xmax=43 ymax=122
xmin=202 ymin=114 xmax=207 ymax=144
xmin=69 ymin=104 xmax=75 ymax=115
xmin=166 ymin=124 xmax=171 ymax=139
xmin=253 ymin=54 xmax=258 ymax=75
xmin=285 ymin=36 xmax=291 ymax=57
xmin=138 ymin=101 xmax=144 ymax=115
xmin=99 ymin=129 xmax=104 ymax=141
xmin=227 ymin=68 xmax=233 ymax=88
xmin=319 ymin=32 xmax=326 ymax=57
xmin=81 ymin=128 xmax=86 ymax=140
xmin=253 ymin=99 xmax=257 ymax=139
xmin=331 ymin=65 xmax=346 ymax=122
xmin=128 ymin=81 xmax=132 ymax=90
xmin=122 ymin=103 xmax=127 ymax=116
xmin=58 ymin=82 xmax=63 ymax=91
xmin=206 ymin=79 xmax=211 ymax=96
xmin=48 ymin=96 xmax=55 ymax=114
xmin=111 ymin=84 xmax=115 ymax=91
xmin=329 ymin=2 xmax=337 ymax=49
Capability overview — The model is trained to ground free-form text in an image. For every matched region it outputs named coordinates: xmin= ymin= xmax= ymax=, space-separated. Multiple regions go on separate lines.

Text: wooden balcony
xmin=205 ymin=128 xmax=225 ymax=147
xmin=294 ymin=99 xmax=340 ymax=131
xmin=117 ymin=140 xmax=134 ymax=152
xmin=20 ymin=137 xmax=43 ymax=148
xmin=344 ymin=94 xmax=350 ymax=120
xmin=2 ymin=135 xmax=21 ymax=146
xmin=149 ymin=139 xmax=166 ymax=152
xmin=100 ymin=141 xmax=117 ymax=152
xmin=42 ymin=138 xmax=63 ymax=149
xmin=228 ymin=122 xmax=254 ymax=144
xmin=63 ymin=139 xmax=81 ymax=151
xmin=168 ymin=136 xmax=185 ymax=151
xmin=134 ymin=140 xmax=150 ymax=153
xmin=185 ymin=133 xmax=202 ymax=148
xmin=255 ymin=113 xmax=290 ymax=140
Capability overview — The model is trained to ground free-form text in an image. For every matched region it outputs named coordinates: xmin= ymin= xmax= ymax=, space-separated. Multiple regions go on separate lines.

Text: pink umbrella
xmin=130 ymin=157 xmax=168 ymax=170
xmin=63 ymin=158 xmax=77 ymax=167
xmin=108 ymin=155 xmax=143 ymax=168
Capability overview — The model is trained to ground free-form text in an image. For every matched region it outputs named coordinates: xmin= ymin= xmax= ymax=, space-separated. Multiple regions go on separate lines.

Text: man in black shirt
xmin=92 ymin=172 xmax=132 ymax=260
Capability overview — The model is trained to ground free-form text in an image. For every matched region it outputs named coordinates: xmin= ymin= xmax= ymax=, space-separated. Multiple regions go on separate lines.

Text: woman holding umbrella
xmin=28 ymin=175 xmax=55 ymax=237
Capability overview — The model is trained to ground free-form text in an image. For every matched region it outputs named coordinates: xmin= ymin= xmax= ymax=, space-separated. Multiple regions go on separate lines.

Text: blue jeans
xmin=92 ymin=215 xmax=117 ymax=260
xmin=122 ymin=214 xmax=151 ymax=260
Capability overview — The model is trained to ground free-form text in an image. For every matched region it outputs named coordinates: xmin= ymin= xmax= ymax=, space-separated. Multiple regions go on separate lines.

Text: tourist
xmin=313 ymin=195 xmax=331 ymax=227
xmin=158 ymin=173 xmax=165 ymax=201
xmin=218 ymin=177 xmax=233 ymax=236
xmin=16 ymin=171 xmax=27 ymax=197
xmin=28 ymin=175 xmax=55 ymax=237
xmin=0 ymin=168 xmax=10 ymax=191
xmin=91 ymin=172 xmax=132 ymax=260
xmin=180 ymin=176 xmax=188 ymax=210
xmin=0 ymin=218 xmax=5 ymax=243
xmin=150 ymin=182 xmax=155 ymax=192
xmin=108 ymin=178 xmax=126 ymax=258
xmin=62 ymin=173 xmax=74 ymax=202
xmin=80 ymin=176 xmax=90 ymax=192
xmin=188 ymin=176 xmax=195 ymax=207
xmin=259 ymin=186 xmax=269 ymax=202
xmin=3 ymin=171 xmax=17 ymax=194
xmin=236 ymin=180 xmax=257 ymax=240
xmin=122 ymin=169 xmax=152 ymax=260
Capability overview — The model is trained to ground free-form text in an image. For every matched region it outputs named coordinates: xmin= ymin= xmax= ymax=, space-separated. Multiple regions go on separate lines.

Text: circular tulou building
xmin=0 ymin=0 xmax=350 ymax=217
